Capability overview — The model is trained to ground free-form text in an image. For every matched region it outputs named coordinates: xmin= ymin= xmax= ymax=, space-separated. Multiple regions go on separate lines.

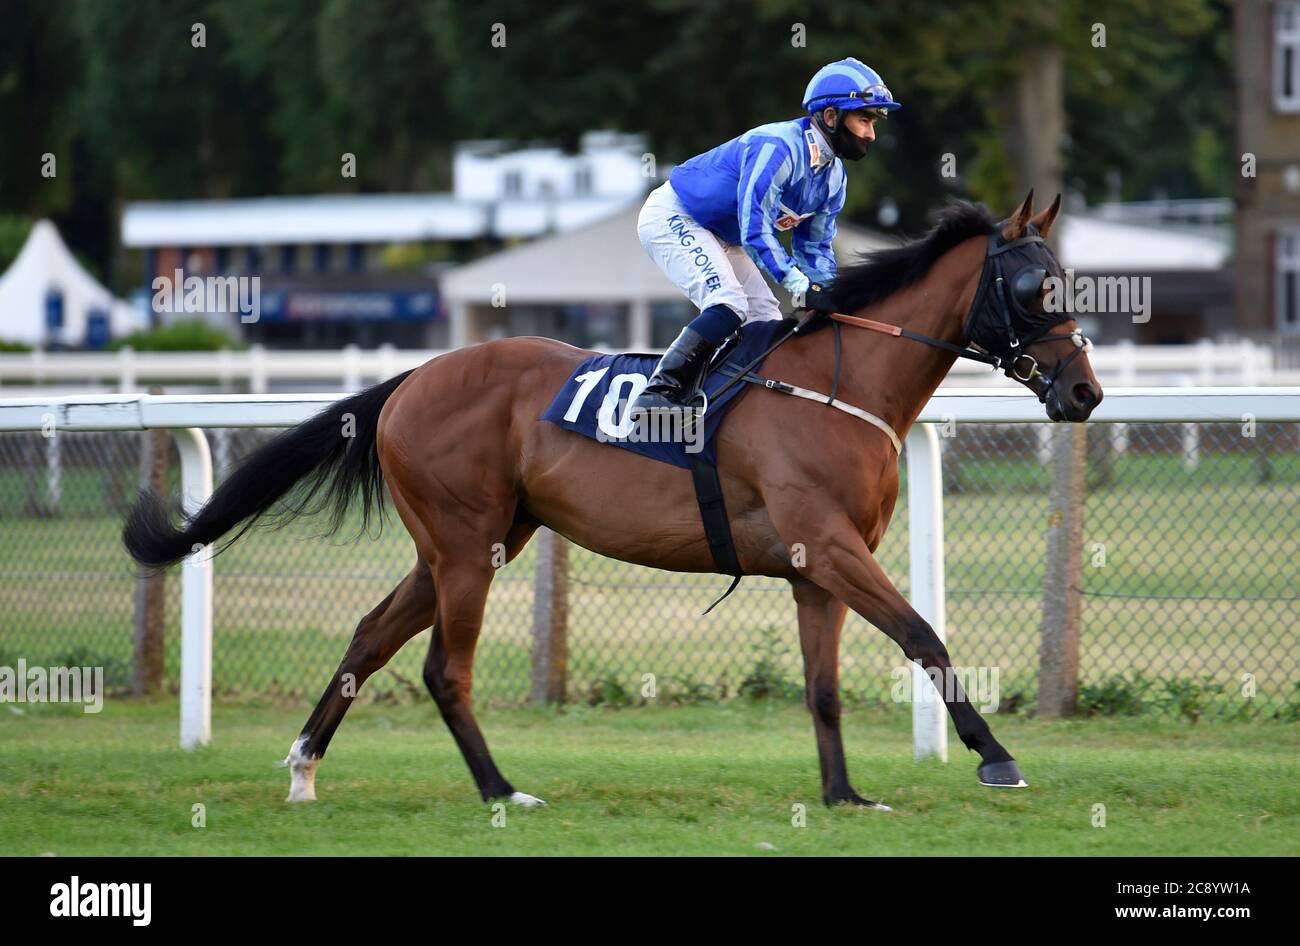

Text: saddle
xmin=540 ymin=313 xmax=833 ymax=612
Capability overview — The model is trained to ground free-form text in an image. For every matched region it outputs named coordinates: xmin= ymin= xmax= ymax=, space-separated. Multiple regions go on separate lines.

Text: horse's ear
xmin=1028 ymin=193 xmax=1062 ymax=239
xmin=1002 ymin=189 xmax=1036 ymax=240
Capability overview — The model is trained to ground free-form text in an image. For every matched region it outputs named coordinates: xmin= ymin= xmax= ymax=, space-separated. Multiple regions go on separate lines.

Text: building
xmin=1234 ymin=1 xmax=1300 ymax=339
xmin=1056 ymin=211 xmax=1233 ymax=344
xmin=440 ymin=209 xmax=895 ymax=350
xmin=119 ymin=132 xmax=652 ymax=349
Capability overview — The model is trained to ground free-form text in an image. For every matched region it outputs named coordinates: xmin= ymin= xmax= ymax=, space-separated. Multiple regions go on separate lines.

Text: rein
xmin=830 ymin=230 xmax=1093 ymax=404
xmin=829 ymin=310 xmax=1001 ymax=368
xmin=699 ymin=227 xmax=1094 ymax=458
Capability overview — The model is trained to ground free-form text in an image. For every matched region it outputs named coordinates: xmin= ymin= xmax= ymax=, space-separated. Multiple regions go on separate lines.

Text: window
xmin=1278 ymin=2 xmax=1300 ymax=112
xmin=574 ymin=165 xmax=593 ymax=196
xmin=45 ymin=289 xmax=64 ymax=332
xmin=1279 ymin=229 xmax=1300 ymax=332
xmin=504 ymin=170 xmax=523 ymax=197
xmin=85 ymin=310 xmax=109 ymax=349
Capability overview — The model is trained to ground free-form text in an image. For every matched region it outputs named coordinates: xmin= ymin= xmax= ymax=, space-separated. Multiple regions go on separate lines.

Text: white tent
xmin=0 ymin=220 xmax=142 ymax=347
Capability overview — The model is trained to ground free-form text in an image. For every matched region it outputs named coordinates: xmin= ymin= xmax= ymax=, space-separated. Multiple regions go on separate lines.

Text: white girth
xmin=754 ymin=377 xmax=902 ymax=454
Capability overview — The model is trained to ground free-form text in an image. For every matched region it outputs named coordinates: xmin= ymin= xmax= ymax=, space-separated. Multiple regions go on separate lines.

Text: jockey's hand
xmin=803 ymin=282 xmax=836 ymax=314
xmin=781 ymin=268 xmax=811 ymax=303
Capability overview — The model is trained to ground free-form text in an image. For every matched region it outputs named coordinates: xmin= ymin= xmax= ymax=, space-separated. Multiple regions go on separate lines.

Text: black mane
xmin=830 ymin=201 xmax=998 ymax=313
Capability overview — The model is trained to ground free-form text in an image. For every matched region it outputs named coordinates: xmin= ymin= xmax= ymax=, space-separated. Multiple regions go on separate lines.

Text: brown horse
xmin=123 ymin=191 xmax=1101 ymax=810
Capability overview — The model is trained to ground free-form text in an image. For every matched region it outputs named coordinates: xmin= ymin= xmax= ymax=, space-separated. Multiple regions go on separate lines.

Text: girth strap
xmin=716 ymin=364 xmax=902 ymax=454
xmin=688 ymin=451 xmax=744 ymax=615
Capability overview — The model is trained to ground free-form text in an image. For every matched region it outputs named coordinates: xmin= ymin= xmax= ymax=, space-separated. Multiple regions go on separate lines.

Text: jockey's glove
xmin=803 ymin=281 xmax=836 ymax=314
xmin=781 ymin=268 xmax=811 ymax=301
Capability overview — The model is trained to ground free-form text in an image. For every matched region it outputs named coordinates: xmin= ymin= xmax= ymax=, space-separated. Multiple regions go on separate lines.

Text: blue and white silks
xmin=668 ymin=116 xmax=846 ymax=288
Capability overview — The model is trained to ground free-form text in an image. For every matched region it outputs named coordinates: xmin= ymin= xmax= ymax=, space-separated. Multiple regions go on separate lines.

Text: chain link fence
xmin=1 ymin=422 xmax=1297 ymax=718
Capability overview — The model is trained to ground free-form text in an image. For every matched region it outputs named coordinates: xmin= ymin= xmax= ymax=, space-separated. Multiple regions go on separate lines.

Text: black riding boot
xmin=629 ymin=327 xmax=720 ymax=416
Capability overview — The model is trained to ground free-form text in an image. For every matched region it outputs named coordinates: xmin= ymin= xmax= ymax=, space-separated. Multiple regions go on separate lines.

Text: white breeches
xmin=636 ymin=182 xmax=782 ymax=324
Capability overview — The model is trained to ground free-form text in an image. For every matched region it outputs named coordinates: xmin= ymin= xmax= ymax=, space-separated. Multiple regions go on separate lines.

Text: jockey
xmin=629 ymin=57 xmax=901 ymax=419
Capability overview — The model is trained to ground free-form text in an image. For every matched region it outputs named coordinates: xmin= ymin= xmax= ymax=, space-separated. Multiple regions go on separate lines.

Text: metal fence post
xmin=530 ymin=527 xmax=569 ymax=705
xmin=132 ymin=388 xmax=168 ymax=695
xmin=1037 ymin=423 xmax=1086 ymax=717
xmin=906 ymin=424 xmax=947 ymax=761
xmin=172 ymin=427 xmax=213 ymax=749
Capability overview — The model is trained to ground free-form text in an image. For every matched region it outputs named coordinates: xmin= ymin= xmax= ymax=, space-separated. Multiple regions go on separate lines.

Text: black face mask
xmin=964 ymin=227 xmax=1068 ymax=356
xmin=815 ymin=109 xmax=870 ymax=161
xmin=964 ymin=225 xmax=1092 ymax=401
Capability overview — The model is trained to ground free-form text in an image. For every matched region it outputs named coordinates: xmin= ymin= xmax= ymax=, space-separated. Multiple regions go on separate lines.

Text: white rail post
xmin=45 ymin=427 xmax=61 ymax=511
xmin=172 ymin=427 xmax=214 ymax=750
xmin=342 ymin=343 xmax=362 ymax=390
xmin=1180 ymin=377 xmax=1200 ymax=471
xmin=906 ymin=423 xmax=948 ymax=762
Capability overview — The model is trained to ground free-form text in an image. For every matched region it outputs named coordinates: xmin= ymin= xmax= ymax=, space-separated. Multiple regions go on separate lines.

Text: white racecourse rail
xmin=2 ymin=388 xmax=1299 ymax=758
xmin=1 ymin=339 xmax=1298 ymax=390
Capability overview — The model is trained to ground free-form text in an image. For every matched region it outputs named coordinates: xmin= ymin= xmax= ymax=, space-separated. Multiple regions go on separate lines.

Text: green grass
xmin=0 ymin=699 xmax=1296 ymax=856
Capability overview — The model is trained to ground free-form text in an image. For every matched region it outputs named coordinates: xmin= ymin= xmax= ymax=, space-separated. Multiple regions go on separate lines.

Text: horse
xmin=123 ymin=191 xmax=1102 ymax=810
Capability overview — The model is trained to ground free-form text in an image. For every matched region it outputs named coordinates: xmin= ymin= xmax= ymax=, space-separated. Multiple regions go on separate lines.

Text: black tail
xmin=123 ymin=370 xmax=415 ymax=568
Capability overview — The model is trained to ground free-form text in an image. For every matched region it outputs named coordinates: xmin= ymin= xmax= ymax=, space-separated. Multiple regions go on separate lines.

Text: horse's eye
xmin=1011 ymin=267 xmax=1047 ymax=309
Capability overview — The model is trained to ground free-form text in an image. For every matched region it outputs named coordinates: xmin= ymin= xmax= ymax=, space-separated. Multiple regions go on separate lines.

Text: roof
xmin=121 ymin=193 xmax=641 ymax=247
xmin=1058 ymin=215 xmax=1230 ymax=271
xmin=440 ymin=208 xmax=897 ymax=305
xmin=440 ymin=206 xmax=678 ymax=304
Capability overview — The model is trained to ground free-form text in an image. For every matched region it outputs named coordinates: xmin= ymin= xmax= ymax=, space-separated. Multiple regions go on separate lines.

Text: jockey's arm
xmin=735 ymin=136 xmax=803 ymax=291
xmin=792 ymin=173 xmax=846 ymax=287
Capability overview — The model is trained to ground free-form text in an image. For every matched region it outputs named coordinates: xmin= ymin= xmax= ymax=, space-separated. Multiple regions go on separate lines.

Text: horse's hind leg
xmin=284 ymin=560 xmax=436 ymax=801
xmin=422 ymin=521 xmax=544 ymax=806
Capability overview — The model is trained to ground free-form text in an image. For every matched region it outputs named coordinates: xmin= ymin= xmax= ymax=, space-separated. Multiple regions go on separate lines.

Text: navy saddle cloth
xmin=540 ymin=318 xmax=796 ymax=468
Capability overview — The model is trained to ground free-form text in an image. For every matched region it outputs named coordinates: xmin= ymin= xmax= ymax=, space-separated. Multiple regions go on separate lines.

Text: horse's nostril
xmin=1073 ymin=382 xmax=1097 ymax=409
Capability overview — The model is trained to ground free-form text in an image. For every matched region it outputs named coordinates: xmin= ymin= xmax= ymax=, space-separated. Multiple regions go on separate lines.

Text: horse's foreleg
xmin=800 ymin=523 xmax=1022 ymax=787
xmin=791 ymin=578 xmax=890 ymax=809
xmin=284 ymin=560 xmax=437 ymax=801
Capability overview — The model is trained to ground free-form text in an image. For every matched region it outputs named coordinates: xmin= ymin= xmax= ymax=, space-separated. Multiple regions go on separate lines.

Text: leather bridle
xmin=830 ymin=225 xmax=1093 ymax=405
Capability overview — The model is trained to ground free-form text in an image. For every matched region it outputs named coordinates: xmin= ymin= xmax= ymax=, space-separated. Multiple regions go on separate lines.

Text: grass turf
xmin=1 ymin=698 xmax=1296 ymax=856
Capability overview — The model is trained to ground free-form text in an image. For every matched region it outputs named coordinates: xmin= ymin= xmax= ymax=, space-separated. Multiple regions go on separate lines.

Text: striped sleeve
xmin=792 ymin=168 xmax=846 ymax=283
xmin=736 ymin=136 xmax=799 ymax=283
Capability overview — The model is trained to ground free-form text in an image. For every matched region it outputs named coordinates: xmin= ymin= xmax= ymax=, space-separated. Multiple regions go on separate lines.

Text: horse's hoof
xmin=283 ymin=735 xmax=319 ymax=802
xmin=828 ymin=792 xmax=893 ymax=811
xmin=978 ymin=760 xmax=1028 ymax=788
xmin=509 ymin=791 xmax=548 ymax=807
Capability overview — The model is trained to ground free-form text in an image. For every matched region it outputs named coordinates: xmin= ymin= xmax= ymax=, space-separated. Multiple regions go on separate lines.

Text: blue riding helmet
xmin=802 ymin=58 xmax=902 ymax=118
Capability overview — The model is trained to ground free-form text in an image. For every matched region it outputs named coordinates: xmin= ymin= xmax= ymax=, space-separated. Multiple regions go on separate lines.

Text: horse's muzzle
xmin=1046 ymin=379 xmax=1102 ymax=422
